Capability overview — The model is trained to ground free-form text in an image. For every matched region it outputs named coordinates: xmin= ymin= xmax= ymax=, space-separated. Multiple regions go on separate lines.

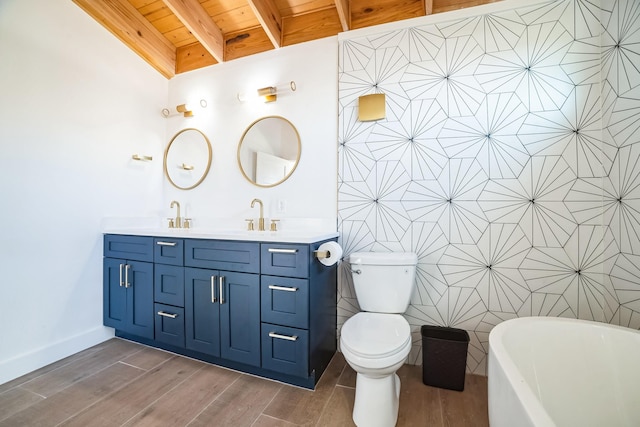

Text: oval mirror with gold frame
xmin=164 ymin=128 xmax=212 ymax=190
xmin=237 ymin=116 xmax=301 ymax=188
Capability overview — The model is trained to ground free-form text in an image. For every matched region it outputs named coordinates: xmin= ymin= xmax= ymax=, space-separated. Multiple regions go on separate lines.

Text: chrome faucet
xmin=250 ymin=198 xmax=265 ymax=231
xmin=170 ymin=200 xmax=182 ymax=228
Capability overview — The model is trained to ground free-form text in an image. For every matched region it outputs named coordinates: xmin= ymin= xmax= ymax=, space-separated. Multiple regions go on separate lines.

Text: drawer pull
xmin=124 ymin=264 xmax=130 ymax=288
xmin=219 ymin=276 xmax=225 ymax=304
xmin=268 ymin=248 xmax=298 ymax=254
xmin=268 ymin=285 xmax=298 ymax=292
xmin=119 ymin=263 xmax=124 ymax=287
xmin=269 ymin=332 xmax=298 ymax=341
xmin=211 ymin=275 xmax=217 ymax=303
xmin=157 ymin=311 xmax=178 ymax=319
xmin=156 ymin=241 xmax=177 ymax=246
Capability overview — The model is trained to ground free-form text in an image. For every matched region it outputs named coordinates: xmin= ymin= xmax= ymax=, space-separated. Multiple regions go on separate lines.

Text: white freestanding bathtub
xmin=488 ymin=316 xmax=640 ymax=427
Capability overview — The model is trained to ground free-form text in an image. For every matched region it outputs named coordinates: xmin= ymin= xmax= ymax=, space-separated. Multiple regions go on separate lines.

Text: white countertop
xmin=103 ymin=227 xmax=339 ymax=244
xmin=101 ymin=217 xmax=339 ymax=243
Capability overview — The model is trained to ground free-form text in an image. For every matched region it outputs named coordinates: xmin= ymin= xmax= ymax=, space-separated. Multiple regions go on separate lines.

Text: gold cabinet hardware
xmin=132 ymin=154 xmax=153 ymax=161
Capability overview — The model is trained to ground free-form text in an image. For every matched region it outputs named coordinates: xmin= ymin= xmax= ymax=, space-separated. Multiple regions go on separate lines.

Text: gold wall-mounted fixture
xmin=131 ymin=154 xmax=153 ymax=161
xmin=358 ymin=93 xmax=386 ymax=121
xmin=161 ymin=99 xmax=207 ymax=118
xmin=180 ymin=163 xmax=194 ymax=170
xmin=176 ymin=103 xmax=193 ymax=117
xmin=257 ymin=86 xmax=277 ymax=103
xmin=237 ymin=81 xmax=296 ymax=103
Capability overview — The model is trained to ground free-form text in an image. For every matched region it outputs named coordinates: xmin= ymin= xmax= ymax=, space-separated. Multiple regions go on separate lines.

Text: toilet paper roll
xmin=317 ymin=241 xmax=343 ymax=266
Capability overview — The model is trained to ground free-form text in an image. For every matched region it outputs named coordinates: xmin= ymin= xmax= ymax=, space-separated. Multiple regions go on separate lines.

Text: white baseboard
xmin=0 ymin=327 xmax=115 ymax=386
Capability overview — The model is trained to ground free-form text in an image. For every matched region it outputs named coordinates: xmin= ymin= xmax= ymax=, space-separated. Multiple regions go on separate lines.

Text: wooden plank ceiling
xmin=73 ymin=0 xmax=500 ymax=78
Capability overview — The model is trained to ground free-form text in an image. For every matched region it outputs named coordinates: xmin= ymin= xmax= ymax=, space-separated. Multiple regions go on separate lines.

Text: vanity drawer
xmin=154 ymin=238 xmax=184 ymax=266
xmin=154 ymin=264 xmax=184 ymax=307
xmin=185 ymin=240 xmax=260 ymax=273
xmin=261 ymin=276 xmax=308 ymax=329
xmin=261 ymin=244 xmax=309 ymax=278
xmin=104 ymin=235 xmax=153 ymax=262
xmin=154 ymin=303 xmax=185 ymax=347
xmin=261 ymin=323 xmax=309 ymax=377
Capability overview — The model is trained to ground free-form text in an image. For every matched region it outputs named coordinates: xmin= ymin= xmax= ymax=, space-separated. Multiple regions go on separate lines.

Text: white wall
xmin=0 ymin=0 xmax=338 ymax=385
xmin=0 ymin=0 xmax=168 ymax=384
xmin=163 ymin=38 xmax=338 ymax=229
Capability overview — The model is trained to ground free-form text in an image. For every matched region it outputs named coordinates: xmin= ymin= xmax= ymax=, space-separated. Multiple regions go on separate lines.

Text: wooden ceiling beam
xmin=424 ymin=0 xmax=433 ymax=14
xmin=334 ymin=0 xmax=351 ymax=31
xmin=247 ymin=0 xmax=283 ymax=48
xmin=162 ymin=0 xmax=225 ymax=63
xmin=72 ymin=0 xmax=176 ymax=78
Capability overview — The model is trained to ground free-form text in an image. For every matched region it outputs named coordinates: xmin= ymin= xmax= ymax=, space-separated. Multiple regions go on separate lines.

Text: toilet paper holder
xmin=314 ymin=250 xmax=330 ymax=259
xmin=314 ymin=241 xmax=343 ymax=266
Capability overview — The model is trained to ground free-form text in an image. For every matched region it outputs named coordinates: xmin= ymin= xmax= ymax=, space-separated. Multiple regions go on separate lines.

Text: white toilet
xmin=340 ymin=252 xmax=418 ymax=427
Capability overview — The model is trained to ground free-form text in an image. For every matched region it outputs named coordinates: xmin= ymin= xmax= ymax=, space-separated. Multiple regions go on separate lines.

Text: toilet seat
xmin=341 ymin=312 xmax=411 ymax=369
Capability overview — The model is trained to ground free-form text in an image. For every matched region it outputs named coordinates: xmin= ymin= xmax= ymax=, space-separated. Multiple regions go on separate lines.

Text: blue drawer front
xmin=154 ymin=264 xmax=184 ymax=307
xmin=185 ymin=240 xmax=260 ymax=273
xmin=154 ymin=303 xmax=185 ymax=347
xmin=261 ymin=323 xmax=309 ymax=377
xmin=104 ymin=235 xmax=153 ymax=262
xmin=261 ymin=244 xmax=309 ymax=278
xmin=154 ymin=238 xmax=184 ymax=266
xmin=261 ymin=276 xmax=308 ymax=329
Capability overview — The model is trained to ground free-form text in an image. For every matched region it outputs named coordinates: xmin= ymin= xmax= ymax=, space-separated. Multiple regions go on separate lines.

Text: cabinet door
xmin=261 ymin=276 xmax=309 ymax=329
xmin=103 ymin=258 xmax=153 ymax=339
xmin=126 ymin=260 xmax=154 ymax=339
xmin=104 ymin=235 xmax=153 ymax=262
xmin=185 ymin=267 xmax=221 ymax=356
xmin=220 ymin=271 xmax=261 ymax=367
xmin=261 ymin=244 xmax=309 ymax=278
xmin=103 ymin=258 xmax=128 ymax=330
xmin=155 ymin=303 xmax=185 ymax=347
xmin=154 ymin=238 xmax=184 ymax=266
xmin=154 ymin=264 xmax=184 ymax=307
xmin=262 ymin=323 xmax=309 ymax=377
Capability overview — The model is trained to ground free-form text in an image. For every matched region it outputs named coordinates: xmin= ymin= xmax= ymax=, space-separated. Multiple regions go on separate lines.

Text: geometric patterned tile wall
xmin=337 ymin=0 xmax=640 ymax=375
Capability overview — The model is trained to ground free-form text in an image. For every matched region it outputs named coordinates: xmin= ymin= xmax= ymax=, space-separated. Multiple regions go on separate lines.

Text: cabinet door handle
xmin=269 ymin=332 xmax=298 ymax=341
xmin=219 ymin=276 xmax=225 ymax=304
xmin=157 ymin=311 xmax=178 ymax=319
xmin=268 ymin=285 xmax=299 ymax=292
xmin=267 ymin=248 xmax=298 ymax=254
xmin=119 ymin=263 xmax=124 ymax=287
xmin=156 ymin=241 xmax=177 ymax=246
xmin=124 ymin=264 xmax=131 ymax=288
xmin=211 ymin=275 xmax=217 ymax=303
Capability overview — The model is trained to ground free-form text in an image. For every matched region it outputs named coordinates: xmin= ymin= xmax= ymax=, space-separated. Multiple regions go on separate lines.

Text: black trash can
xmin=421 ymin=325 xmax=469 ymax=391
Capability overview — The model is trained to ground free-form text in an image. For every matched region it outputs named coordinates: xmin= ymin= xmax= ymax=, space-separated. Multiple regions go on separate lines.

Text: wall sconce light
xmin=257 ymin=86 xmax=277 ymax=103
xmin=161 ymin=99 xmax=207 ymax=118
xmin=176 ymin=103 xmax=193 ymax=117
xmin=237 ymin=81 xmax=296 ymax=103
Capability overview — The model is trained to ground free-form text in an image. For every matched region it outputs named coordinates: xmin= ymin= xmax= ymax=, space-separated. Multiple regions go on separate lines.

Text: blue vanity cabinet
xmin=103 ymin=233 xmax=337 ymax=389
xmin=103 ymin=235 xmax=154 ymax=339
xmin=184 ymin=239 xmax=261 ymax=367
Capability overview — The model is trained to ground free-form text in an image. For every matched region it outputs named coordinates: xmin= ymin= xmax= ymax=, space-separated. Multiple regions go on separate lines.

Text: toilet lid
xmin=341 ymin=312 xmax=411 ymax=358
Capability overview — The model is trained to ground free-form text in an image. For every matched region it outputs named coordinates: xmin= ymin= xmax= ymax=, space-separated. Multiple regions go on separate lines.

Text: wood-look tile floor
xmin=0 ymin=338 xmax=489 ymax=427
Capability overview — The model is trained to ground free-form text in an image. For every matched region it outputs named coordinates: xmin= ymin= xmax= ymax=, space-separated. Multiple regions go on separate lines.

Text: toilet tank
xmin=349 ymin=252 xmax=418 ymax=313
